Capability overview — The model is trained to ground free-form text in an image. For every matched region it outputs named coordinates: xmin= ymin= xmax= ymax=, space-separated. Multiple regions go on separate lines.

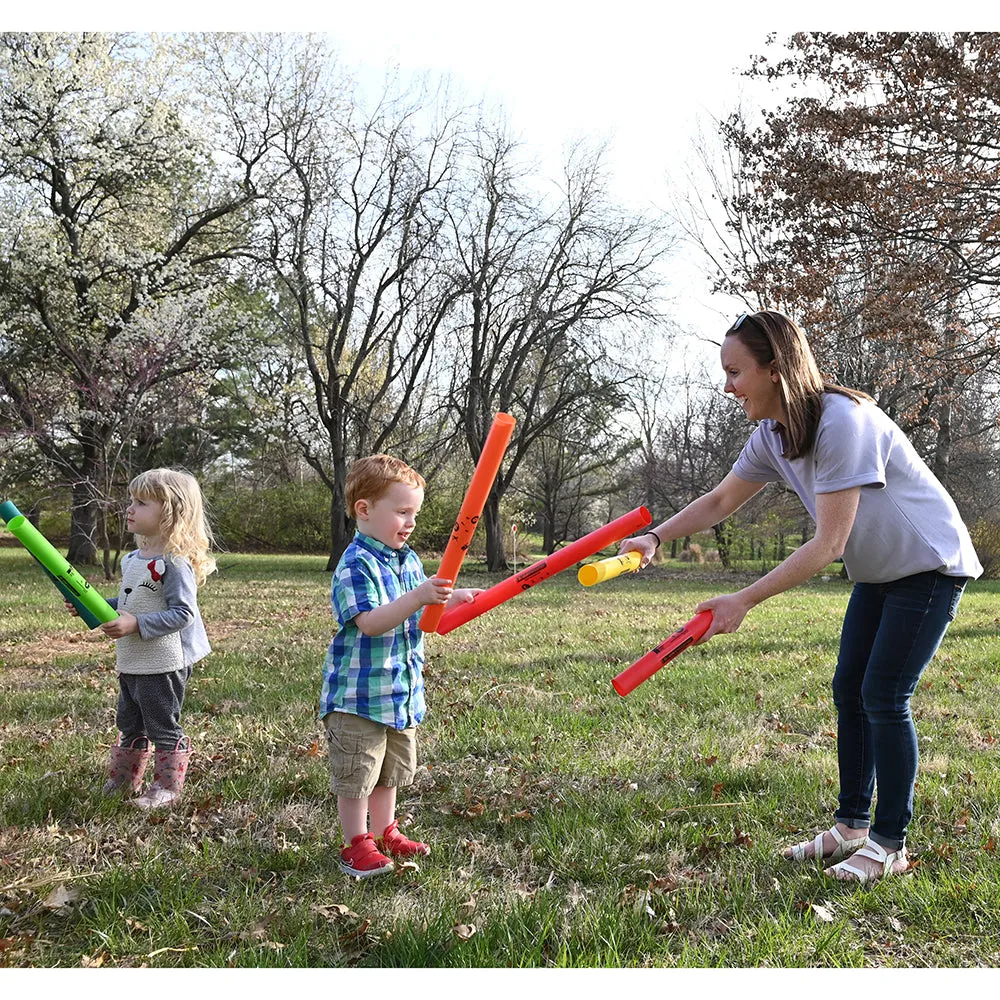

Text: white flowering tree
xmin=0 ymin=32 xmax=259 ymax=567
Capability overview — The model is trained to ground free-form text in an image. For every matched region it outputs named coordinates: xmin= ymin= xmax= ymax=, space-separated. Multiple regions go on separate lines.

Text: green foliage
xmin=0 ymin=498 xmax=72 ymax=544
xmin=406 ymin=483 xmax=466 ymax=554
xmin=408 ymin=486 xmax=531 ymax=558
xmin=37 ymin=508 xmax=73 ymax=543
xmin=206 ymin=482 xmax=332 ymax=553
xmin=970 ymin=520 xmax=1000 ymax=579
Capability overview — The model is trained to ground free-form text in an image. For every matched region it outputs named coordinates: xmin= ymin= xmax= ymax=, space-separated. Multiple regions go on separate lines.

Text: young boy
xmin=321 ymin=454 xmax=478 ymax=878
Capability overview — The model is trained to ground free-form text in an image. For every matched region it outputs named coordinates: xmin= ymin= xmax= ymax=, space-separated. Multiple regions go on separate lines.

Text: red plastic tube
xmin=435 ymin=506 xmax=652 ymax=635
xmin=612 ymin=610 xmax=714 ymax=697
xmin=419 ymin=412 xmax=516 ymax=633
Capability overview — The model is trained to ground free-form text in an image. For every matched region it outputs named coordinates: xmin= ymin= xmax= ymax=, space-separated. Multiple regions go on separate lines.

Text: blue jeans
xmin=831 ymin=571 xmax=968 ymax=850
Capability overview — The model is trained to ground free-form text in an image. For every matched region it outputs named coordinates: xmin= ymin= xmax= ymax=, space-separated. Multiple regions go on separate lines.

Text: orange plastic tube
xmin=611 ymin=610 xmax=713 ymax=697
xmin=419 ymin=412 xmax=516 ymax=633
xmin=435 ymin=506 xmax=652 ymax=635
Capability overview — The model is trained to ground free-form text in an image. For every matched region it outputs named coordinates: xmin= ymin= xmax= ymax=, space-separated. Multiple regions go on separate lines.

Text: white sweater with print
xmin=110 ymin=551 xmax=210 ymax=675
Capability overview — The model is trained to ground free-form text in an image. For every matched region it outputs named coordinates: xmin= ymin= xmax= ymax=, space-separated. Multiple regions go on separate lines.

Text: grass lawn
xmin=1 ymin=543 xmax=999 ymax=968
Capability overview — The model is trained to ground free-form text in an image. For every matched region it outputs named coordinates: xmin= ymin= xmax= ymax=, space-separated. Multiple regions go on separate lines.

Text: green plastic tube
xmin=2 ymin=500 xmax=106 ymax=628
xmin=5 ymin=514 xmax=118 ymax=624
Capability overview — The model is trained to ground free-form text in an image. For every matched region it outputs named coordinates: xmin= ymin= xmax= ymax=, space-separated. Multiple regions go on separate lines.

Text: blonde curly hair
xmin=128 ymin=468 xmax=217 ymax=586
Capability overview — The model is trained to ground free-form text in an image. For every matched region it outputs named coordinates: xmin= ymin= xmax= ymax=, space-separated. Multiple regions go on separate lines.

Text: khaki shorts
xmin=323 ymin=711 xmax=417 ymax=799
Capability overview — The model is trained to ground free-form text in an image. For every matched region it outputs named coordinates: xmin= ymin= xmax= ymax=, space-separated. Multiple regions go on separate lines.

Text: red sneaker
xmin=376 ymin=819 xmax=431 ymax=858
xmin=339 ymin=833 xmax=394 ymax=878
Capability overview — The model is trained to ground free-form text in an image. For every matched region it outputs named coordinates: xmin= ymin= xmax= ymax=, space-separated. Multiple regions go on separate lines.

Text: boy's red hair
xmin=345 ymin=455 xmax=425 ymax=518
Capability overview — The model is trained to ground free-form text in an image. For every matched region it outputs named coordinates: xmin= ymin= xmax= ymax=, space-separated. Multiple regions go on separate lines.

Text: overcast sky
xmin=330 ymin=5 xmax=767 ymax=351
xmin=321 ymin=2 xmax=788 ymax=374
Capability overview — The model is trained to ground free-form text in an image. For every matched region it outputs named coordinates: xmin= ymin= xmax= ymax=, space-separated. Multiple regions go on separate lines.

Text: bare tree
xmin=512 ymin=373 xmax=639 ymax=553
xmin=235 ymin=40 xmax=469 ymax=567
xmin=444 ymin=129 xmax=672 ymax=569
xmin=685 ymin=34 xmax=1000 ymax=505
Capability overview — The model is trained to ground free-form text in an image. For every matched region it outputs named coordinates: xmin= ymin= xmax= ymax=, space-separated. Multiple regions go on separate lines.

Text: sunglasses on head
xmin=732 ymin=312 xmax=750 ymax=330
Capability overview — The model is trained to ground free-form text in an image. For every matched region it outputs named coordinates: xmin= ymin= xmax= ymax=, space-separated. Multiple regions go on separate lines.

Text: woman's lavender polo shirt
xmin=732 ymin=392 xmax=983 ymax=584
xmin=320 ymin=530 xmax=427 ymax=730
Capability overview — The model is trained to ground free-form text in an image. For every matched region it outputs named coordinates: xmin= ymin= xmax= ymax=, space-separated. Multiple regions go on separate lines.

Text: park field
xmin=1 ymin=546 xmax=999 ymax=968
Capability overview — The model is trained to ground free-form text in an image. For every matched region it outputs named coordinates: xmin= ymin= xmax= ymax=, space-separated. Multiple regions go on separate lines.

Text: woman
xmin=622 ymin=311 xmax=982 ymax=882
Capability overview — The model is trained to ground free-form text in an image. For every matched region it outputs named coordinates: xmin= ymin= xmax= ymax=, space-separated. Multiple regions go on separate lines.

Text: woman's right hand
xmin=618 ymin=533 xmax=658 ymax=569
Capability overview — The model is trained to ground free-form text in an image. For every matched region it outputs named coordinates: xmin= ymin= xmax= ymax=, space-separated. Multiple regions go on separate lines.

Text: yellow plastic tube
xmin=577 ymin=550 xmax=642 ymax=587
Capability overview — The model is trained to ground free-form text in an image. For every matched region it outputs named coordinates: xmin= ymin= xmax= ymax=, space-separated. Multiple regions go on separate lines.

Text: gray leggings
xmin=116 ymin=666 xmax=192 ymax=749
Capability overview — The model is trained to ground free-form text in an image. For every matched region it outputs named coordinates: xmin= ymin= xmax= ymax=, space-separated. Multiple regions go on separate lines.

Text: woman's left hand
xmin=446 ymin=587 xmax=483 ymax=609
xmin=693 ymin=592 xmax=753 ymax=643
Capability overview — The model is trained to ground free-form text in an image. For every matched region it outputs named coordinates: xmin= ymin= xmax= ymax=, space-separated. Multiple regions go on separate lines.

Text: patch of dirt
xmin=1 ymin=630 xmax=112 ymax=668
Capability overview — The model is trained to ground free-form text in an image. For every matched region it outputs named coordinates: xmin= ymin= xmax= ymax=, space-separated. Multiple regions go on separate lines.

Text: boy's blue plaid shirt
xmin=320 ymin=531 xmax=427 ymax=729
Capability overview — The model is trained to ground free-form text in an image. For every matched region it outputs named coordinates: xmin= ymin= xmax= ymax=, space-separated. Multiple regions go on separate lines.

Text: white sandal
xmin=784 ymin=825 xmax=868 ymax=863
xmin=825 ymin=837 xmax=909 ymax=882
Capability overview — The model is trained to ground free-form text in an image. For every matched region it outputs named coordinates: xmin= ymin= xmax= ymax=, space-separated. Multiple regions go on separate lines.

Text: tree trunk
xmin=542 ymin=510 xmax=556 ymax=556
xmin=99 ymin=505 xmax=113 ymax=580
xmin=326 ymin=480 xmax=351 ymax=572
xmin=67 ymin=479 xmax=99 ymax=566
xmin=712 ymin=518 xmax=733 ymax=569
xmin=483 ymin=489 xmax=508 ymax=572
xmin=932 ymin=395 xmax=953 ymax=486
xmin=800 ymin=517 xmax=812 ymax=545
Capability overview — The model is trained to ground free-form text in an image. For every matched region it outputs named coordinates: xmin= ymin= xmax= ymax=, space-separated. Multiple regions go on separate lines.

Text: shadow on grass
xmin=941 ymin=622 xmax=1000 ymax=642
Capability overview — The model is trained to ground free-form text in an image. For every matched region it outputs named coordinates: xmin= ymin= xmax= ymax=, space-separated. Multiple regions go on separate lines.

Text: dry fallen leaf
xmin=731 ymin=826 xmax=753 ymax=848
xmin=810 ymin=903 xmax=835 ymax=923
xmin=648 ymin=876 xmax=681 ymax=892
xmin=453 ymin=923 xmax=477 ymax=941
xmin=458 ymin=896 xmax=476 ymax=916
xmin=338 ymin=919 xmax=371 ymax=945
xmin=42 ymin=885 xmax=85 ymax=915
